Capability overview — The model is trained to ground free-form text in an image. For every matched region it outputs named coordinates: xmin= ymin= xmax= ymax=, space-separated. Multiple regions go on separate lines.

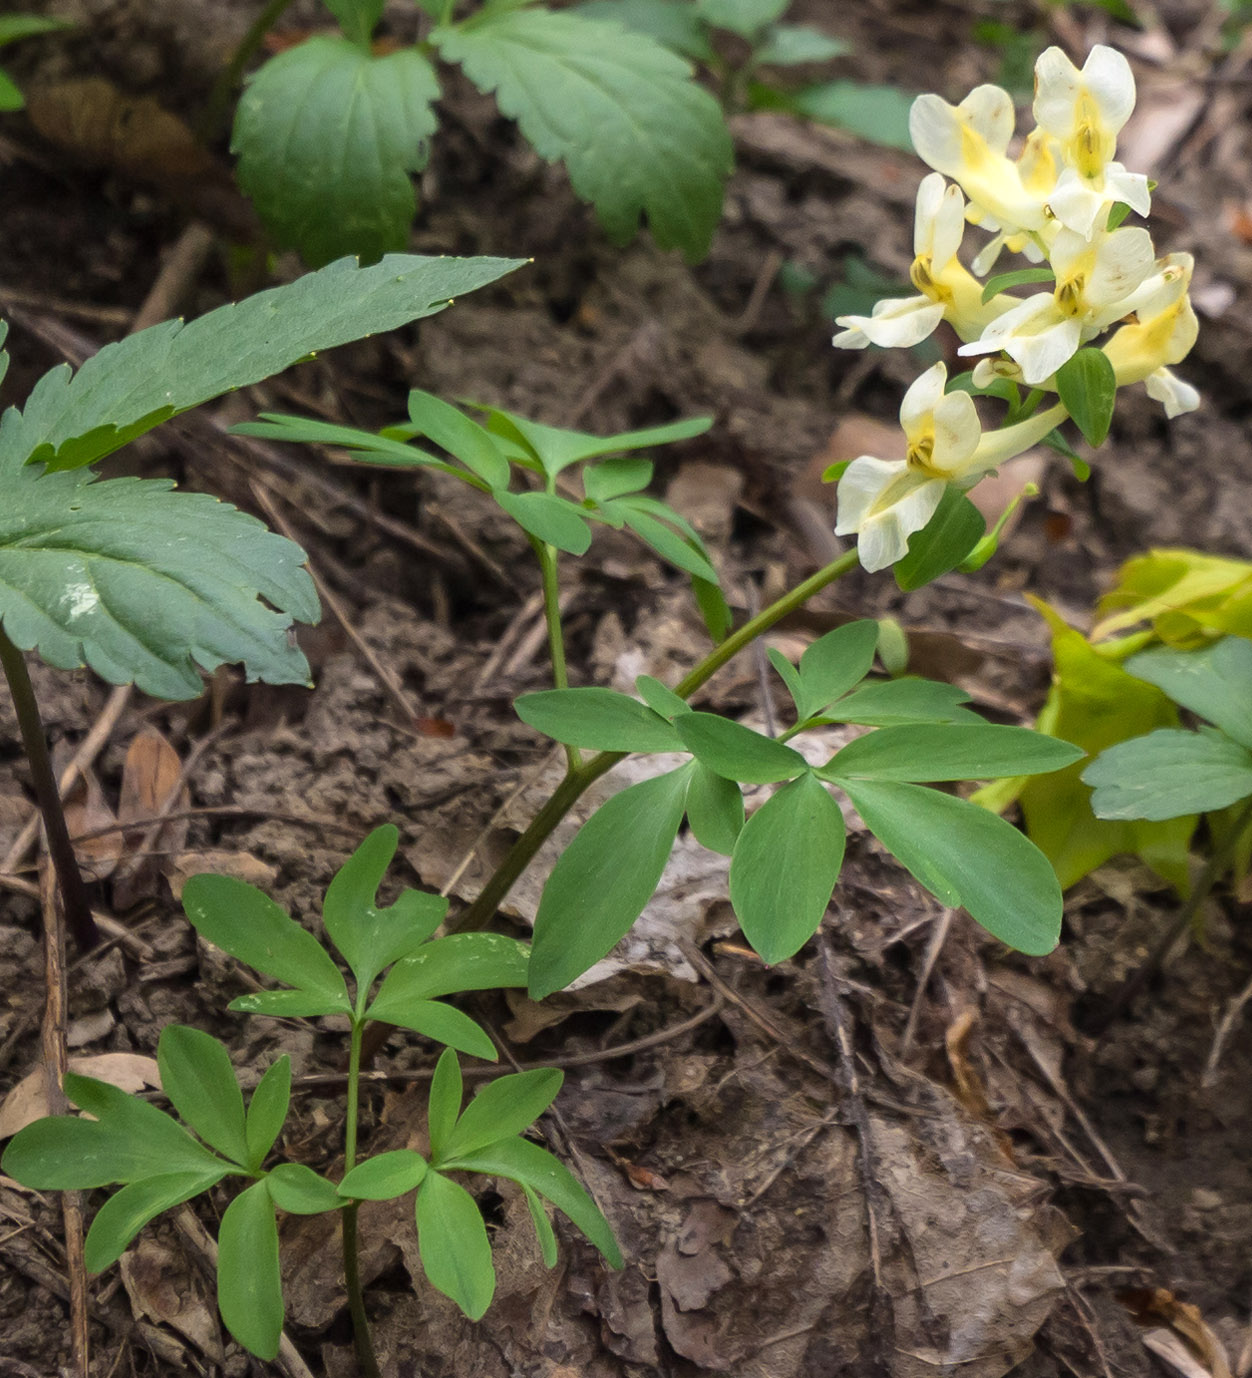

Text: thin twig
xmin=899 ymin=909 xmax=954 ymax=1059
xmin=1202 ymin=969 xmax=1252 ymax=1089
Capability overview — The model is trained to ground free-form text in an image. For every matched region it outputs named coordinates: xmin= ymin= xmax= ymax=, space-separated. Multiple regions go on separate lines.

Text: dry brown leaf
xmin=166 ymin=848 xmax=279 ymax=901
xmin=120 ymin=1238 xmax=224 ymax=1365
xmin=62 ymin=767 xmax=123 ymax=882
xmin=0 ymin=1053 xmax=160 ymax=1140
xmin=1121 ymin=1289 xmax=1233 ymax=1378
xmin=113 ymin=729 xmax=189 ymax=908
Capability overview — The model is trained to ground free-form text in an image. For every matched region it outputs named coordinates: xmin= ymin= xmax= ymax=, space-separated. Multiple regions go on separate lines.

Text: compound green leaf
xmin=795 ymin=620 xmax=879 ymax=718
xmin=234 ymin=38 xmax=439 ymax=267
xmin=0 ymin=473 xmax=317 ymax=699
xmin=728 ymin=771 xmax=845 ymax=963
xmin=1123 ymin=638 xmax=1252 ymax=750
xmin=530 ymin=764 xmax=692 ymax=997
xmin=822 ymin=723 xmax=1083 ymax=782
xmin=338 ymin=1150 xmax=428 ymax=1200
xmin=182 ymin=873 xmax=350 ymax=1012
xmin=158 ymin=1026 xmax=249 ymax=1166
xmin=685 ymin=760 xmax=744 ymax=854
xmin=266 ymin=1162 xmax=342 ymax=1214
xmin=84 ymin=1170 xmax=227 ymax=1273
xmin=515 ymin=687 xmax=681 ymax=752
xmin=1083 ymin=728 xmax=1252 ymax=821
xmin=436 ymin=9 xmax=732 ymax=261
xmin=821 ymin=677 xmax=979 ymax=726
xmin=415 ymin=1171 xmax=495 ymax=1320
xmin=676 ymin=712 xmax=806 ymax=783
xmin=1056 ymin=346 xmax=1116 ymax=447
xmin=440 ymin=1133 xmax=622 ymax=1268
xmin=371 ymin=997 xmax=498 ymax=1060
xmin=2 ymin=254 xmax=520 ymax=475
xmin=440 ymin=1068 xmax=563 ymax=1162
xmin=483 ymin=407 xmax=710 ymax=478
xmin=234 ymin=413 xmax=457 ymax=474
xmin=367 ymin=933 xmax=528 ymax=1019
xmin=842 ymin=778 xmax=1062 ymax=954
xmin=495 ymin=490 xmax=592 ymax=554
xmin=218 ymin=1181 xmax=283 ymax=1361
xmin=428 ymin=1049 xmax=463 ymax=1161
xmin=616 ymin=500 xmax=719 ymax=582
xmin=405 ymin=390 xmax=511 ymax=489
xmin=245 ymin=1057 xmax=292 ymax=1171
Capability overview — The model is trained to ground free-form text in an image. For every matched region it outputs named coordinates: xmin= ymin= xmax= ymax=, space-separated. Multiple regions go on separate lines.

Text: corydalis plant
xmin=832 ymin=44 xmax=1199 ymax=572
xmin=2 ymin=826 xmax=620 ymax=1367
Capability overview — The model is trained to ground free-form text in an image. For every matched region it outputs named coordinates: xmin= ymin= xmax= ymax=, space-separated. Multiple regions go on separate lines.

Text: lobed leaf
xmin=157 ymin=1026 xmax=249 ymax=1166
xmin=439 ymin=1068 xmax=563 ymax=1161
xmin=794 ymin=620 xmax=879 ymax=719
xmin=1083 ymin=728 xmax=1252 ymax=821
xmin=367 ymin=932 xmax=529 ymax=1008
xmin=1123 ymin=637 xmax=1252 ymax=749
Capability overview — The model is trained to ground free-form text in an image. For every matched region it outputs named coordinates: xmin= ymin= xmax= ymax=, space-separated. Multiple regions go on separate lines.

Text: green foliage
xmin=1056 ymin=347 xmax=1117 ymax=447
xmin=0 ymin=15 xmax=69 ymax=112
xmin=523 ymin=621 xmax=1083 ymax=992
xmin=893 ymin=488 xmax=986 ymax=591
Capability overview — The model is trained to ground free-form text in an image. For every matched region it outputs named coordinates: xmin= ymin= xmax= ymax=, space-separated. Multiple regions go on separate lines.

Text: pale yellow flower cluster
xmin=833 ymin=46 xmax=1199 ymax=572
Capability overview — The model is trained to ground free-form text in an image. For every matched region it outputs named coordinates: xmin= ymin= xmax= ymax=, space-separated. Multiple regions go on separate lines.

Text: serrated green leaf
xmin=440 ymin=1068 xmax=563 ymax=1162
xmin=182 ymin=873 xmax=350 ymax=1011
xmin=338 ymin=1150 xmax=429 ymax=1200
xmin=979 ymin=267 xmax=1056 ymax=303
xmin=436 ymin=9 xmax=732 ymax=262
xmin=406 ymin=390 xmax=511 ymax=489
xmin=265 ymin=1162 xmax=343 ymax=1214
xmin=842 ymin=778 xmax=1061 ymax=954
xmin=728 ymin=772 xmax=844 ymax=963
xmin=219 ymin=1181 xmax=283 ymax=1360
xmin=323 ymin=825 xmax=449 ymax=999
xmin=675 ymin=712 xmax=806 ymax=783
xmin=1123 ymin=638 xmax=1252 ymax=749
xmin=583 ymin=455 xmax=653 ymax=504
xmin=495 ymin=490 xmax=592 ymax=554
xmin=246 ymin=1057 xmax=292 ymax=1172
xmin=576 ymin=0 xmax=713 ymax=61
xmin=0 ymin=473 xmax=317 ymax=699
xmin=695 ymin=0 xmax=786 ymax=36
xmin=233 ymin=38 xmax=439 ymax=267
xmin=415 ymin=1171 xmax=495 ymax=1319
xmin=822 ymin=723 xmax=1083 ymax=783
xmin=821 ymin=677 xmax=978 ymax=726
xmin=635 ymin=673 xmax=690 ymax=720
xmin=429 ymin=1049 xmax=463 ymax=1161
xmin=371 ymin=997 xmax=498 ymax=1060
xmin=894 ymin=487 xmax=986 ymax=592
xmin=793 ymin=80 xmax=917 ymax=152
xmin=685 ymin=760 xmax=744 ymax=854
xmin=2 ymin=254 xmax=520 ymax=475
xmin=530 ymin=764 xmax=692 ymax=997
xmin=158 ymin=1026 xmax=249 ymax=1166
xmin=755 ymin=23 xmax=849 ymax=64
xmin=441 ymin=1134 xmax=622 ymax=1267
xmin=1083 ymin=729 xmax=1252 ymax=821
xmin=83 ymin=1170 xmax=226 ymax=1273
xmin=795 ymin=620 xmax=879 ymax=719
xmin=515 ymin=687 xmax=681 ymax=752
xmin=1056 ymin=347 xmax=1116 ymax=447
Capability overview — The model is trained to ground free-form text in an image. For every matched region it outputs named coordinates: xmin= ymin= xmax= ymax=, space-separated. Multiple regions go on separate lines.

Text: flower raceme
xmin=831 ymin=44 xmax=1199 ymax=572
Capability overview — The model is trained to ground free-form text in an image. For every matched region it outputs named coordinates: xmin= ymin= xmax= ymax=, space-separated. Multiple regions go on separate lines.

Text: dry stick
xmin=38 ymin=862 xmax=89 ymax=1378
xmin=1202 ymin=968 xmax=1252 ymax=1089
xmin=899 ymin=908 xmax=955 ymax=1059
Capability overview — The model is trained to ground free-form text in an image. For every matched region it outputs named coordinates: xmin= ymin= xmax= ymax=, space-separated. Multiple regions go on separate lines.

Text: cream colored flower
xmin=1102 ymin=253 xmax=1199 ymax=414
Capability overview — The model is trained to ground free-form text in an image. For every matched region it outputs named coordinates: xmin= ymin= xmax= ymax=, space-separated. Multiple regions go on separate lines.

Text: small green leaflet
xmin=157 ymin=1026 xmax=250 ymax=1167
xmin=754 ymin=24 xmax=849 ymax=65
xmin=322 ymin=0 xmax=384 ymax=45
xmin=435 ymin=9 xmax=733 ymax=262
xmin=685 ymin=761 xmax=744 ymax=854
xmin=218 ymin=1181 xmax=284 ymax=1360
xmin=416 ymin=1171 xmax=496 ymax=1319
xmin=495 ymin=491 xmax=592 ymax=554
xmin=515 ymin=687 xmax=682 ymax=752
xmin=406 ymin=390 xmax=512 ymax=489
xmin=338 ymin=1150 xmax=429 ymax=1200
xmin=1122 ymin=637 xmax=1252 ymax=750
xmin=84 ymin=1171 xmax=227 ymax=1273
xmin=2 ymin=253 xmax=521 ymax=474
xmin=695 ymin=0 xmax=787 ymax=36
xmin=894 ymin=487 xmax=985 ymax=591
xmin=675 ymin=712 xmax=806 ymax=783
xmin=822 ymin=723 xmax=1083 ymax=782
xmin=482 ymin=406 xmax=711 ymax=479
xmin=1083 ymin=729 xmax=1252 ymax=821
xmin=980 ymin=267 xmax=1056 ymax=303
xmin=791 ymin=81 xmax=916 ymax=152
xmin=234 ymin=39 xmax=440 ymax=268
xmin=1056 ymin=347 xmax=1116 ymax=448
xmin=819 ymin=677 xmax=979 ymax=727
xmin=0 ymin=473 xmax=318 ymax=699
xmin=575 ymin=0 xmax=715 ymax=61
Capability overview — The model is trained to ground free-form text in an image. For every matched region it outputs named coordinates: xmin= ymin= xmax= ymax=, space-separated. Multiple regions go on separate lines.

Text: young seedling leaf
xmin=372 ymin=998 xmax=498 ymax=1061
xmin=1082 ymin=729 xmax=1252 ymax=821
xmin=182 ymin=874 xmax=350 ymax=1012
xmin=767 ymin=647 xmax=806 ymax=716
xmin=0 ymin=473 xmax=317 ymax=699
xmin=482 ymin=408 xmax=710 ymax=478
xmin=693 ymin=573 xmax=733 ymax=643
xmin=406 ymin=390 xmax=511 ymax=489
xmin=522 ymin=1182 xmax=559 ymax=1267
xmin=685 ymin=761 xmax=745 ymax=854
xmin=415 ymin=1171 xmax=496 ymax=1320
xmin=3 ymin=254 xmax=521 ymax=474
xmin=695 ymin=0 xmax=787 ymax=37
xmin=440 ymin=1068 xmax=563 ymax=1162
xmin=234 ymin=414 xmax=457 ymax=475
xmin=841 ymin=778 xmax=1062 ymax=954
xmin=754 ymin=23 xmax=849 ymax=64
xmin=440 ymin=1134 xmax=622 ymax=1267
xmin=428 ymin=1050 xmax=463 ymax=1162
xmin=228 ymin=989 xmax=358 ymax=1019
xmin=617 ymin=502 xmax=719 ymax=582
xmin=495 ymin=490 xmax=593 ymax=554
xmin=83 ymin=1169 xmax=229 ymax=1273
xmin=157 ymin=1026 xmax=250 ymax=1166
xmin=822 ymin=723 xmax=1083 ymax=782
xmin=515 ymin=688 xmax=682 ymax=752
xmin=1056 ymin=347 xmax=1117 ymax=447
xmin=1123 ymin=638 xmax=1252 ymax=750
xmin=266 ymin=1162 xmax=343 ymax=1214
xmin=529 ymin=764 xmax=692 ymax=998
xmin=583 ymin=455 xmax=653 ymax=505
xmin=436 ymin=10 xmax=732 ymax=262
xmin=821 ymin=677 xmax=979 ymax=726
xmin=218 ymin=1181 xmax=283 ymax=1361
xmin=894 ymin=487 xmax=986 ymax=591
xmin=338 ymin=1150 xmax=429 ymax=1200
xmin=367 ymin=933 xmax=530 ymax=1011
xmin=233 ymin=38 xmax=439 ymax=267
xmin=635 ymin=673 xmax=690 ymax=720
xmin=323 ymin=825 xmax=449 ymax=998
xmin=245 ymin=1057 xmax=292 ymax=1172
xmin=728 ymin=772 xmax=845 ymax=963
xmin=795 ymin=620 xmax=880 ymax=718
xmin=675 ymin=712 xmax=807 ymax=783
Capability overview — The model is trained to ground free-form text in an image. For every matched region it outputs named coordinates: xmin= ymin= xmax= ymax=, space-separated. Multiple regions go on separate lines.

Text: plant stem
xmin=533 ymin=538 xmax=581 ymax=771
xmin=456 ymin=549 xmax=860 ymax=931
xmin=342 ymin=1019 xmax=382 ymax=1378
xmin=0 ymin=629 xmax=98 ymax=952
xmin=200 ymin=0 xmax=299 ymax=139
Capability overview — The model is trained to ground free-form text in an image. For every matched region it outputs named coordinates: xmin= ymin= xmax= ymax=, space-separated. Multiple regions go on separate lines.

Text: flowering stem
xmin=456 ymin=549 xmax=860 ymax=932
